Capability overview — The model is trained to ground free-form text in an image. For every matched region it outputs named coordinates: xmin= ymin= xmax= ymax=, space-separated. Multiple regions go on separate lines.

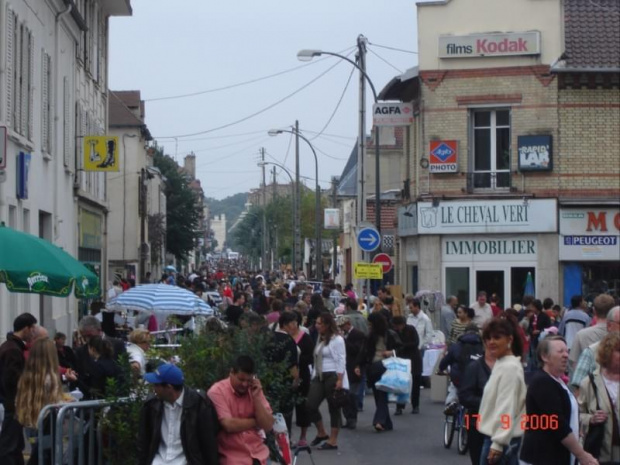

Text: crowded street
xmin=1 ymin=0 xmax=619 ymax=464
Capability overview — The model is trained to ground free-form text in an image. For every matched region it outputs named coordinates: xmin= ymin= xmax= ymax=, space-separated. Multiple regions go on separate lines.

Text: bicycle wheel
xmin=457 ymin=423 xmax=469 ymax=454
xmin=443 ymin=415 xmax=456 ymax=448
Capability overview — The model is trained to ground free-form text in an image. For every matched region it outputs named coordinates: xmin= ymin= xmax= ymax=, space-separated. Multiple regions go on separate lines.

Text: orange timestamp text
xmin=464 ymin=414 xmax=559 ymax=431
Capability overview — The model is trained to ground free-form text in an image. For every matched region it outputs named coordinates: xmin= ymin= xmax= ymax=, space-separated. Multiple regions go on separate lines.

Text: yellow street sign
xmin=354 ymin=262 xmax=383 ymax=280
xmin=84 ymin=136 xmax=119 ymax=172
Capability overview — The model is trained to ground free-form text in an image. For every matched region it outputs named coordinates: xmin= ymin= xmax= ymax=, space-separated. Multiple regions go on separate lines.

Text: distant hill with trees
xmin=206 ymin=192 xmax=248 ymax=231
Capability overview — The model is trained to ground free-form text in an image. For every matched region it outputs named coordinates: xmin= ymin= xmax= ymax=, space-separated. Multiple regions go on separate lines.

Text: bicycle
xmin=443 ymin=403 xmax=468 ymax=455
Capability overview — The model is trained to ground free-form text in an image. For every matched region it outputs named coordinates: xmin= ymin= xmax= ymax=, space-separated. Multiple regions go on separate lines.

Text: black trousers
xmin=372 ymin=387 xmax=393 ymax=430
xmin=0 ymin=411 xmax=25 ymax=465
xmin=397 ymin=372 xmax=422 ymax=410
xmin=342 ymin=381 xmax=360 ymax=422
xmin=467 ymin=423 xmax=485 ymax=465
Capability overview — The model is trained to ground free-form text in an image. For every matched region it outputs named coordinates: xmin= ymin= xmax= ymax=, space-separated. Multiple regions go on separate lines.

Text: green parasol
xmin=0 ymin=222 xmax=100 ymax=298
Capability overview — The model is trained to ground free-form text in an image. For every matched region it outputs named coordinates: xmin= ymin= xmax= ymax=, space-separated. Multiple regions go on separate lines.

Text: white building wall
xmin=211 ymin=214 xmax=226 ymax=252
xmin=0 ymin=0 xmax=130 ymax=339
xmin=417 ymin=0 xmax=562 ymax=70
xmin=0 ymin=0 xmax=84 ymax=337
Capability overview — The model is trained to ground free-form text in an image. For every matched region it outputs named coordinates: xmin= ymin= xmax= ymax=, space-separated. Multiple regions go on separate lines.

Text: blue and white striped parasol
xmin=107 ymin=283 xmax=212 ymax=315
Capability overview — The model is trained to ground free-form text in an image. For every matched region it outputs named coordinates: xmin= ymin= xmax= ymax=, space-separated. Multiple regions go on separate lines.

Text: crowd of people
xmin=0 ymin=261 xmax=618 ymax=465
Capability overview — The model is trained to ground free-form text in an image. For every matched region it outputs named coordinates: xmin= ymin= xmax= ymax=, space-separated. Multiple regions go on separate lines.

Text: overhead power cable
xmin=155 ymin=52 xmax=353 ymax=139
xmin=308 ymin=65 xmax=355 ymax=141
xmin=146 ymin=46 xmax=356 ymax=102
xmin=368 ymin=47 xmax=403 ymax=74
xmin=368 ymin=42 xmax=418 ymax=54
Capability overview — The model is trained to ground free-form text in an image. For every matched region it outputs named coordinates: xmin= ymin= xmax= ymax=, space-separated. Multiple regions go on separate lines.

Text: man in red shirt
xmin=208 ymin=356 xmax=274 ymax=465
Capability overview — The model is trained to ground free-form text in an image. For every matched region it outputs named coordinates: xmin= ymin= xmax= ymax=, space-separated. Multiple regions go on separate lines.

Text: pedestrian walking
xmin=356 ymin=312 xmax=401 ymax=432
xmin=0 ymin=312 xmax=37 ymax=465
xmin=337 ymin=315 xmax=366 ymax=429
xmin=306 ymin=312 xmax=348 ymax=450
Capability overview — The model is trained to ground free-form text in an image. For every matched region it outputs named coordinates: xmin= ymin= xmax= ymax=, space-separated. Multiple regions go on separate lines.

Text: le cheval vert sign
xmin=438 ymin=31 xmax=541 ymax=58
xmin=417 ymin=199 xmax=557 ymax=235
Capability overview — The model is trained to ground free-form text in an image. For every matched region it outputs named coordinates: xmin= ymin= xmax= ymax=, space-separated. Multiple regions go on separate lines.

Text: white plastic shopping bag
xmin=273 ymin=413 xmax=292 ymax=465
xmin=375 ymin=356 xmax=412 ymax=395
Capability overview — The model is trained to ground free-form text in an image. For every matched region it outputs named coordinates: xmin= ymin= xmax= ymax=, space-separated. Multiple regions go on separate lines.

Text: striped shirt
xmin=449 ymin=320 xmax=471 ymax=345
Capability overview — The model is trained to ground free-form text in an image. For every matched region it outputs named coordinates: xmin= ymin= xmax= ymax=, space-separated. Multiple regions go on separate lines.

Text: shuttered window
xmin=41 ymin=52 xmax=52 ymax=154
xmin=5 ymin=8 xmax=34 ymax=141
xmin=5 ymin=5 xmax=15 ymax=129
xmin=63 ymin=77 xmax=72 ymax=167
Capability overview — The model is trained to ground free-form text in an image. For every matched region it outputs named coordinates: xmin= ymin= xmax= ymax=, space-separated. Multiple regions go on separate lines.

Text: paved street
xmin=291 ymin=388 xmax=470 ymax=465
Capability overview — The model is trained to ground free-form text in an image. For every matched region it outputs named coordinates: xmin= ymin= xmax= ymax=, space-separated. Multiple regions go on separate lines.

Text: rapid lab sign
xmin=373 ymin=102 xmax=414 ymax=126
xmin=439 ymin=32 xmax=541 ymax=58
xmin=429 ymin=141 xmax=458 ymax=173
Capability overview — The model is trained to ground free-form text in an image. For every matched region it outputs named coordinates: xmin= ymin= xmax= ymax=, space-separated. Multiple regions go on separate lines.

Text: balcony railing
xmin=465 ymin=171 xmax=511 ymax=192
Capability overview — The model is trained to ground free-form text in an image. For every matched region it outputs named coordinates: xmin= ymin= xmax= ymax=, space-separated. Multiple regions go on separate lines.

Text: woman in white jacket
xmin=477 ymin=315 xmax=526 ymax=465
xmin=305 ymin=312 xmax=348 ymax=450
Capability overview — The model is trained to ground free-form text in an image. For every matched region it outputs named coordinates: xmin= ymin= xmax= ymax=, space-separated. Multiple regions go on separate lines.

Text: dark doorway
xmin=511 ymin=267 xmax=535 ymax=306
xmin=476 ymin=270 xmax=504 ymax=305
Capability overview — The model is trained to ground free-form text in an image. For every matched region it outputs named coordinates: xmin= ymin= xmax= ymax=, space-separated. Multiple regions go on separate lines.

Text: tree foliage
xmin=231 ymin=189 xmax=325 ymax=268
xmin=152 ymin=145 xmax=203 ymax=260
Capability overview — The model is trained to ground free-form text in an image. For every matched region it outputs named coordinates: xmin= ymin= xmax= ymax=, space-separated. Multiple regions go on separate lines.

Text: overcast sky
xmin=109 ymin=0 xmax=419 ymax=200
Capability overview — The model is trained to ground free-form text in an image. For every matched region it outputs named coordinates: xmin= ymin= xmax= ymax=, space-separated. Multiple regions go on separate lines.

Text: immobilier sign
xmin=439 ymin=31 xmax=541 ymax=58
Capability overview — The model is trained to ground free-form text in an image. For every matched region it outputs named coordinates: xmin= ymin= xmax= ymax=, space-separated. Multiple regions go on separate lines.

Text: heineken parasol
xmin=0 ymin=223 xmax=100 ymax=298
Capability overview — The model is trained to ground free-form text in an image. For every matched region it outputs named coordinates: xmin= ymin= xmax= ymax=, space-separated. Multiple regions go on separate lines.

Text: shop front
xmin=559 ymin=207 xmax=620 ymax=306
xmin=417 ymin=198 xmax=558 ymax=308
xmin=443 ymin=236 xmax=538 ymax=307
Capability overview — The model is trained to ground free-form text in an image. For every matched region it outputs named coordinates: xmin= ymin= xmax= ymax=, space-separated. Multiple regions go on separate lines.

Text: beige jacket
xmin=578 ymin=369 xmax=620 ymax=463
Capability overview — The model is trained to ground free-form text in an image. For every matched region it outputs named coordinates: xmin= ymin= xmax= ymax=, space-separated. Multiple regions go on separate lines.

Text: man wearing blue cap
xmin=137 ymin=363 xmax=219 ymax=465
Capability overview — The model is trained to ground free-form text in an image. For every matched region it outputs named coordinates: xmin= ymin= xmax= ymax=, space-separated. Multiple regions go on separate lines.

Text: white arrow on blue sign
xmin=357 ymin=227 xmax=381 ymax=252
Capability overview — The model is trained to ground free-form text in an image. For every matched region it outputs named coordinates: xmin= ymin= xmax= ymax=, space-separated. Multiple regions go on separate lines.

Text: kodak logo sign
xmin=477 ymin=38 xmax=528 ymax=54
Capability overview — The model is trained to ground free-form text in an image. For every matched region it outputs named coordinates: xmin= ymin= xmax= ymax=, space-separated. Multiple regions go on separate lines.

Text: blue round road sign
xmin=357 ymin=227 xmax=381 ymax=252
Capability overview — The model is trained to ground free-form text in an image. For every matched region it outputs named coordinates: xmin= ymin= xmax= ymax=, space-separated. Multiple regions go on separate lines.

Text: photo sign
xmin=518 ymin=135 xmax=552 ymax=171
xmin=417 ymin=199 xmax=557 ymax=234
xmin=429 ymin=140 xmax=458 ymax=173
xmin=373 ymin=102 xmax=414 ymax=126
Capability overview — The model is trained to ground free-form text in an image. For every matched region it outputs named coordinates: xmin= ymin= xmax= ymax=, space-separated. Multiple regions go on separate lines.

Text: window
xmin=5 ymin=6 xmax=34 ymax=140
xmin=471 ymin=109 xmax=511 ymax=189
xmin=446 ymin=267 xmax=470 ymax=307
xmin=41 ymin=52 xmax=52 ymax=154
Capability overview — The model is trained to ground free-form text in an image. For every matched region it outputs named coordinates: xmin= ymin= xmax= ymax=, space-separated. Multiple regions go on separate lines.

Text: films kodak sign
xmin=439 ymin=32 xmax=541 ymax=58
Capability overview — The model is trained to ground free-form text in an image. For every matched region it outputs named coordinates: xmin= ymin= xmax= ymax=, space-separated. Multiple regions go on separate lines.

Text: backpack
xmin=456 ymin=336 xmax=484 ymax=383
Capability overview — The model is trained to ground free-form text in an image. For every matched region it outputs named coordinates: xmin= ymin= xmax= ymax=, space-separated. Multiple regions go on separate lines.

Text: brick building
xmin=382 ymin=0 xmax=619 ymax=307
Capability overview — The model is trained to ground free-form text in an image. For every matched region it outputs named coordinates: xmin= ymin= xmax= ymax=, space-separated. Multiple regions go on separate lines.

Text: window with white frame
xmin=471 ymin=109 xmax=511 ymax=189
xmin=5 ymin=6 xmax=34 ymax=141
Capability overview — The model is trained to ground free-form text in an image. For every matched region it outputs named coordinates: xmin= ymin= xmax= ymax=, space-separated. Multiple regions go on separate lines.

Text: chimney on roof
xmin=184 ymin=152 xmax=196 ymax=179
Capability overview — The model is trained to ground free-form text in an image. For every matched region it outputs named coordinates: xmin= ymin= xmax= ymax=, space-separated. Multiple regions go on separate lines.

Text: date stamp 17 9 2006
xmin=464 ymin=414 xmax=559 ymax=431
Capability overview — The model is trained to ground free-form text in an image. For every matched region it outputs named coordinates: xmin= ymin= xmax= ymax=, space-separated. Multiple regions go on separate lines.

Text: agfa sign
xmin=439 ymin=32 xmax=541 ymax=58
xmin=373 ymin=102 xmax=414 ymax=126
xmin=429 ymin=141 xmax=458 ymax=173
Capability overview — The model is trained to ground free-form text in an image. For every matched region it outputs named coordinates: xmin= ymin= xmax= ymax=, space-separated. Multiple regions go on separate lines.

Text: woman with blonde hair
xmin=127 ymin=328 xmax=151 ymax=376
xmin=16 ymin=338 xmax=70 ymax=464
xmin=578 ymin=330 xmax=620 ymax=464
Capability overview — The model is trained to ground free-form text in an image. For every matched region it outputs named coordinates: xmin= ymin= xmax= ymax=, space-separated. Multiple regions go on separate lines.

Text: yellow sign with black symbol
xmin=83 ymin=136 xmax=120 ymax=172
xmin=354 ymin=262 xmax=383 ymax=280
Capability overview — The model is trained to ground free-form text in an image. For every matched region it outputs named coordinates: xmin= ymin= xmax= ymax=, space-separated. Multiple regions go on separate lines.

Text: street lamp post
xmin=298 ymin=35 xmax=381 ymax=303
xmin=257 ymin=161 xmax=297 ymax=273
xmin=297 ymin=35 xmax=381 ymax=240
xmin=269 ymin=127 xmax=322 ymax=280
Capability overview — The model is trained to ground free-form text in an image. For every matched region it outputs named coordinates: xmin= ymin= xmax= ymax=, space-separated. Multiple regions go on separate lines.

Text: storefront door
xmin=476 ymin=270 xmax=504 ymax=303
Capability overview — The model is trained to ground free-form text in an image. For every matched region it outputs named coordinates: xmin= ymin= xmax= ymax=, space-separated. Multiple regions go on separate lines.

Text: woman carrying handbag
xmin=578 ymin=331 xmax=620 ymax=465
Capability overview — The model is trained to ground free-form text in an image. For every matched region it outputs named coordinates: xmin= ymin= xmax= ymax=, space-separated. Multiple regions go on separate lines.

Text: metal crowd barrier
xmin=36 ymin=397 xmax=132 ymax=465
